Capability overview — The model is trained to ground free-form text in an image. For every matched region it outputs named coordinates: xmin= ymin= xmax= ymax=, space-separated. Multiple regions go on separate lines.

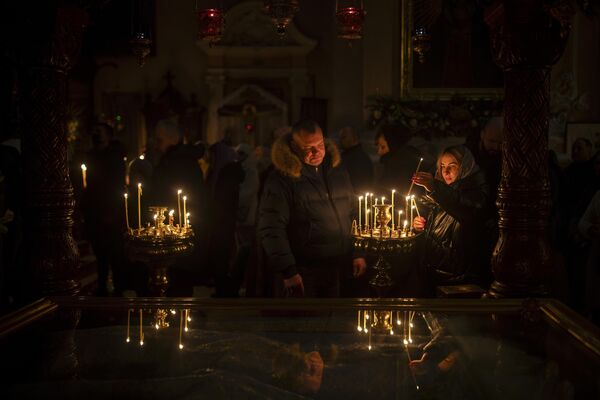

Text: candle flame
xmin=124 ymin=193 xmax=128 ymax=198
xmin=392 ymin=189 xmax=396 ymax=193
xmin=179 ymin=344 xmax=184 ymax=350
xmin=359 ymin=196 xmax=363 ymax=200
xmin=139 ymin=154 xmax=145 ymax=160
xmin=177 ymin=189 xmax=182 ymax=194
xmin=183 ymin=196 xmax=187 ymax=201
xmin=169 ymin=210 xmax=174 ymax=216
xmin=81 ymin=164 xmax=87 ymax=171
xmin=137 ymin=183 xmax=142 ymax=188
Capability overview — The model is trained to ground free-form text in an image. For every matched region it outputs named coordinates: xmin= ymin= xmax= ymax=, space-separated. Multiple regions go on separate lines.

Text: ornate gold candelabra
xmin=125 ymin=206 xmax=195 ymax=297
xmin=353 ymin=203 xmax=420 ymax=293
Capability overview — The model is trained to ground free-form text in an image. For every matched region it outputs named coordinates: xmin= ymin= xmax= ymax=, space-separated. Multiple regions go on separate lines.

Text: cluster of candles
xmin=126 ymin=308 xmax=191 ymax=350
xmin=123 ymin=186 xmax=191 ymax=234
xmin=354 ymin=158 xmax=424 ymax=238
xmin=357 ymin=309 xmax=420 ymax=390
xmin=355 ymin=192 xmax=421 ymax=238
xmin=80 ymin=160 xmax=192 ymax=234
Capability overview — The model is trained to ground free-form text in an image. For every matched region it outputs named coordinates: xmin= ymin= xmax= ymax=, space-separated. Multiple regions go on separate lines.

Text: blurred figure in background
xmin=375 ymin=124 xmax=423 ymax=194
xmin=150 ymin=119 xmax=207 ymax=295
xmin=81 ymin=123 xmax=127 ymax=295
xmin=233 ymin=143 xmax=260 ymax=295
xmin=338 ymin=126 xmax=373 ymax=194
xmin=203 ymin=140 xmax=244 ymax=297
xmin=578 ymin=188 xmax=600 ymax=324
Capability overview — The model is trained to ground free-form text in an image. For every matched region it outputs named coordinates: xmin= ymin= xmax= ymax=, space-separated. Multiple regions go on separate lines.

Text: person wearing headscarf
xmin=411 ymin=145 xmax=491 ymax=290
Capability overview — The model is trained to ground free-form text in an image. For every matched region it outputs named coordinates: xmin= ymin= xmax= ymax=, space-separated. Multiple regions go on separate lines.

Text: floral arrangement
xmin=366 ymin=94 xmax=503 ymax=139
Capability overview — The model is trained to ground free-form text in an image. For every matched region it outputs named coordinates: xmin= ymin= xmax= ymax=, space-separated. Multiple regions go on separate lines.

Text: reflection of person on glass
xmin=411 ymin=145 xmax=490 ymax=288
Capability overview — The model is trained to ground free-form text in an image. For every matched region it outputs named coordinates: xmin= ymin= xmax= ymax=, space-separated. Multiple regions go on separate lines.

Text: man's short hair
xmin=156 ymin=119 xmax=182 ymax=142
xmin=292 ymin=119 xmax=321 ymax=136
xmin=377 ymin=124 xmax=410 ymax=152
xmin=93 ymin=122 xmax=115 ymax=138
xmin=339 ymin=127 xmax=360 ymax=150
xmin=481 ymin=116 xmax=504 ymax=140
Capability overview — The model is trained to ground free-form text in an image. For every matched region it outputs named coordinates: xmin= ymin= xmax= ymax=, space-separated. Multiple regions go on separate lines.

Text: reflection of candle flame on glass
xmin=126 ymin=309 xmax=131 ymax=343
xmin=80 ymin=164 xmax=87 ymax=188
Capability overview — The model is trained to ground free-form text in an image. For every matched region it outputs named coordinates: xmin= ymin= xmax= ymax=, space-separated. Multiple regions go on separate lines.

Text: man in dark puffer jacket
xmin=258 ymin=120 xmax=366 ymax=297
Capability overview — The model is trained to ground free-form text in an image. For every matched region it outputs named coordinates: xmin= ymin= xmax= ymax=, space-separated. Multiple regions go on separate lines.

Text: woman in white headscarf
xmin=412 ymin=145 xmax=491 ymax=290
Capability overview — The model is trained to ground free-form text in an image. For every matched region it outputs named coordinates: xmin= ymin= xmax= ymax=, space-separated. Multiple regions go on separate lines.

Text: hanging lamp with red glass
xmin=336 ymin=0 xmax=366 ymax=40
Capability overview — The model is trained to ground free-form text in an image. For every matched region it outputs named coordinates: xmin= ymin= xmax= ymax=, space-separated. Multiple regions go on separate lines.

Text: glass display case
xmin=1 ymin=297 xmax=599 ymax=399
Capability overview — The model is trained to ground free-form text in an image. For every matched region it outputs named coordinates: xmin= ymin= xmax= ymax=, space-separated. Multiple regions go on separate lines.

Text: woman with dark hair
xmin=411 ymin=145 xmax=491 ymax=290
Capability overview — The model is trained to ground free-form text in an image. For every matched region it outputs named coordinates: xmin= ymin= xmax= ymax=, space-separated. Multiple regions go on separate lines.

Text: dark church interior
xmin=1 ymin=0 xmax=600 ymax=398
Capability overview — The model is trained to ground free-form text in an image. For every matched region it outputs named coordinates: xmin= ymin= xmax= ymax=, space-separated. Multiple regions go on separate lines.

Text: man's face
xmin=91 ymin=126 xmax=110 ymax=149
xmin=481 ymin=130 xmax=502 ymax=156
xmin=154 ymin=127 xmax=176 ymax=155
xmin=293 ymin=128 xmax=326 ymax=167
xmin=377 ymin=136 xmax=390 ymax=156
xmin=572 ymin=139 xmax=592 ymax=163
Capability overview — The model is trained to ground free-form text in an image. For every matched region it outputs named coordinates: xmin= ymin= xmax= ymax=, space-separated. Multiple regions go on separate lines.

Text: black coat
xmin=421 ymin=170 xmax=491 ymax=285
xmin=258 ymin=135 xmax=354 ymax=278
xmin=378 ymin=145 xmax=423 ymax=194
xmin=341 ymin=144 xmax=373 ymax=194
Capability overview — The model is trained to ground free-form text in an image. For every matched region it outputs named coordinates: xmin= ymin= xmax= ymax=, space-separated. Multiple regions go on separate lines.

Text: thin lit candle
xmin=183 ymin=196 xmax=188 ymax=228
xmin=137 ymin=183 xmax=142 ymax=230
xmin=391 ymin=189 xmax=396 ymax=230
xmin=412 ymin=196 xmax=421 ymax=218
xmin=177 ymin=190 xmax=182 ymax=227
xmin=357 ymin=310 xmax=362 ymax=332
xmin=364 ymin=193 xmax=369 ymax=230
xmin=124 ymin=193 xmax=130 ymax=231
xmin=358 ymin=196 xmax=363 ymax=232
xmin=407 ymin=157 xmax=424 ymax=197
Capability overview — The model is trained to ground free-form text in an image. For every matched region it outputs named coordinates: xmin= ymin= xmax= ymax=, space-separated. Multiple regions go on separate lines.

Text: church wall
xmin=92 ymin=1 xmax=599 ymax=149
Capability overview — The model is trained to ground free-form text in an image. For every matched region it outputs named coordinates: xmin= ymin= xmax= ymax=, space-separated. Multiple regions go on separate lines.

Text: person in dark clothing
xmin=149 ymin=120 xmax=208 ymax=295
xmin=203 ymin=141 xmax=245 ymax=297
xmin=81 ymin=123 xmax=128 ymax=295
xmin=412 ymin=145 xmax=491 ymax=291
xmin=258 ymin=120 xmax=366 ymax=297
xmin=338 ymin=127 xmax=373 ymax=194
xmin=375 ymin=124 xmax=423 ymax=194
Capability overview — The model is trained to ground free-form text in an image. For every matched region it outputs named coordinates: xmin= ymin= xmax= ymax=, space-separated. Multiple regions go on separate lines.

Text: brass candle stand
xmin=125 ymin=206 xmax=195 ymax=297
xmin=353 ymin=204 xmax=420 ymax=294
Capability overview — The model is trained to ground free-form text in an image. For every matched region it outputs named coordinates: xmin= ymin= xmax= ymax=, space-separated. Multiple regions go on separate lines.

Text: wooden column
xmin=487 ymin=0 xmax=572 ymax=297
xmin=20 ymin=5 xmax=89 ymax=297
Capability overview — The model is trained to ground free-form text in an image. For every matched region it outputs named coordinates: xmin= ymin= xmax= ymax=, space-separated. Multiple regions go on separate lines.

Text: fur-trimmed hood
xmin=271 ymin=133 xmax=341 ymax=178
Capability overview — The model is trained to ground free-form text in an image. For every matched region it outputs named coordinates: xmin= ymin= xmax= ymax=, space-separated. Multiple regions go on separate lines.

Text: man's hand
xmin=353 ymin=257 xmax=367 ymax=277
xmin=412 ymin=172 xmax=434 ymax=192
xmin=283 ymin=273 xmax=304 ymax=296
xmin=413 ymin=216 xmax=426 ymax=231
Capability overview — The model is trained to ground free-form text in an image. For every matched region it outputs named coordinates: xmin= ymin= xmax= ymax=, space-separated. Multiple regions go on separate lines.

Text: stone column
xmin=205 ymin=74 xmax=225 ymax=144
xmin=487 ymin=0 xmax=572 ymax=297
xmin=20 ymin=5 xmax=89 ymax=297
